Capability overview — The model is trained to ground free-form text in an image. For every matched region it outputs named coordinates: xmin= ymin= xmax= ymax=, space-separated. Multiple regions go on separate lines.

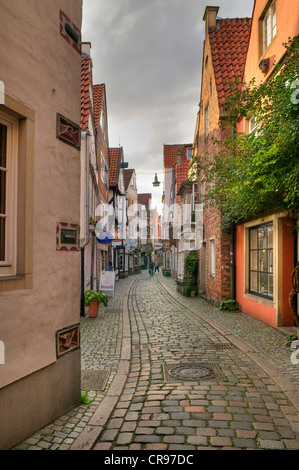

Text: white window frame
xmin=209 ymin=238 xmax=216 ymax=278
xmin=262 ymin=0 xmax=277 ymax=52
xmin=0 ymin=112 xmax=18 ymax=276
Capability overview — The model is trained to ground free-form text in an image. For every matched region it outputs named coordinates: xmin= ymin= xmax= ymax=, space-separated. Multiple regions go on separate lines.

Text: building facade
xmin=162 ymin=143 xmax=192 ymax=277
xmin=124 ymin=168 xmax=141 ymax=275
xmin=234 ymin=0 xmax=299 ymax=327
xmin=191 ymin=7 xmax=251 ymax=305
xmin=0 ymin=0 xmax=82 ymax=449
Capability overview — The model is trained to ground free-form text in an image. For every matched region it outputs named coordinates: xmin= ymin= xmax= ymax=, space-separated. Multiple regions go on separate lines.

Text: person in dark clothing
xmin=149 ymin=261 xmax=155 ymax=276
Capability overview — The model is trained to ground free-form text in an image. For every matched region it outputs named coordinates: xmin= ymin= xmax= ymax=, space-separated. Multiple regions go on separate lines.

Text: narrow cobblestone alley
xmin=14 ymin=272 xmax=299 ymax=452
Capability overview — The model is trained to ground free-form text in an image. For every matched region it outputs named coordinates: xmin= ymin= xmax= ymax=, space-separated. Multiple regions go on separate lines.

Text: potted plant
xmin=84 ymin=290 xmax=108 ymax=318
xmin=185 ymin=282 xmax=198 ymax=297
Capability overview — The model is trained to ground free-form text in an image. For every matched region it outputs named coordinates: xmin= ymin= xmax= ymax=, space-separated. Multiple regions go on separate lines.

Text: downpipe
xmin=80 ymin=131 xmax=91 ymax=316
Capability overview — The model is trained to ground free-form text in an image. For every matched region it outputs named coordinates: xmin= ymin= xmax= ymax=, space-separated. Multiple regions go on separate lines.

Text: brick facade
xmin=192 ymin=7 xmax=251 ymax=306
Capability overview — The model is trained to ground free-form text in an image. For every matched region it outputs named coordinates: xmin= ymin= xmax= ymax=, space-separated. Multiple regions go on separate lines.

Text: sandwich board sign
xmin=100 ymin=271 xmax=116 ymax=297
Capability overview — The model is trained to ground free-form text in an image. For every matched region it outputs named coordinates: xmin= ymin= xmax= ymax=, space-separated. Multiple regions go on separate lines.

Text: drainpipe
xmin=230 ymin=222 xmax=236 ymax=301
xmin=80 ymin=130 xmax=92 ymax=316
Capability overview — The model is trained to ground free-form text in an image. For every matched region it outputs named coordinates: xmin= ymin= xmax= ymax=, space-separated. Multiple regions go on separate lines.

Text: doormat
xmin=81 ymin=369 xmax=110 ymax=391
xmin=163 ymin=362 xmax=226 ymax=384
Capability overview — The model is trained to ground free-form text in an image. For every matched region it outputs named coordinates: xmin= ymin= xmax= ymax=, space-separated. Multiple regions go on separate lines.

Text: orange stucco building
xmin=235 ymin=0 xmax=299 ymax=327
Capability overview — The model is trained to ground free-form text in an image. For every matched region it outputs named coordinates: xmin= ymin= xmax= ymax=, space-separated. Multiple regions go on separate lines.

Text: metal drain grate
xmin=213 ymin=343 xmax=233 ymax=350
xmin=81 ymin=369 xmax=110 ymax=391
xmin=163 ymin=362 xmax=226 ymax=383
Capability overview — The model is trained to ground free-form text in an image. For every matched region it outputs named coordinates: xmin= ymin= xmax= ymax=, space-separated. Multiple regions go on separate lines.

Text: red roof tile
xmin=93 ymin=83 xmax=105 ymax=129
xmin=138 ymin=193 xmax=152 ymax=209
xmin=209 ymin=17 xmax=251 ymax=103
xmin=109 ymin=147 xmax=121 ymax=187
xmin=163 ymin=144 xmax=192 ymax=168
xmin=176 ymin=160 xmax=190 ymax=195
xmin=81 ymin=55 xmax=92 ymax=130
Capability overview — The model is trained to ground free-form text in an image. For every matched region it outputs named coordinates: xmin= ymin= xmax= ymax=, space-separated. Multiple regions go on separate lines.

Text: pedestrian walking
xmin=154 ymin=262 xmax=160 ymax=274
xmin=149 ymin=260 xmax=155 ymax=276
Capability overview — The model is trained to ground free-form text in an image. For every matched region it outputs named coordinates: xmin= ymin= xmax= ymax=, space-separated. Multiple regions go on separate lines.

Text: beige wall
xmin=0 ymin=0 xmax=82 ymax=447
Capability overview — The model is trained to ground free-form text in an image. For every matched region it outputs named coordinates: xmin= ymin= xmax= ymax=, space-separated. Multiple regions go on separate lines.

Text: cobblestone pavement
xmin=14 ymin=272 xmax=299 ymax=451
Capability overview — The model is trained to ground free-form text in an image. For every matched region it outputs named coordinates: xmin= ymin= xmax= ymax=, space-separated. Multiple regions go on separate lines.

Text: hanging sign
xmin=153 ymin=242 xmax=163 ymax=250
xmin=95 ymin=223 xmax=113 ymax=244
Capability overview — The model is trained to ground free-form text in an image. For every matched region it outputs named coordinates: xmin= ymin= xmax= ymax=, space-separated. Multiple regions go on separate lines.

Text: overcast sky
xmin=82 ymin=0 xmax=254 ymax=213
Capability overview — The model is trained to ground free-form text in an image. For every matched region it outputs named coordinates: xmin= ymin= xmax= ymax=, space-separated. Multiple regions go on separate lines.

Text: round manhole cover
xmin=164 ymin=362 xmax=226 ymax=383
xmin=168 ymin=364 xmax=216 ymax=381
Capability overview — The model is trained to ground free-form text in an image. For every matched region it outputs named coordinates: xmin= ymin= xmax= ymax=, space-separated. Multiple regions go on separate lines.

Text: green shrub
xmin=184 ymin=251 xmax=198 ymax=275
xmin=185 ymin=283 xmax=198 ymax=297
xmin=219 ymin=299 xmax=238 ymax=311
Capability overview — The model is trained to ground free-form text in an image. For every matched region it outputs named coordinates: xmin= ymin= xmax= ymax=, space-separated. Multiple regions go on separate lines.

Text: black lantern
xmin=152 ymin=173 xmax=160 ymax=187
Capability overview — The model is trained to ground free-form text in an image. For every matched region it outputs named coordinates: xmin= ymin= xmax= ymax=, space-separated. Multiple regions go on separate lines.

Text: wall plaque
xmin=56 ymin=324 xmax=80 ymax=358
xmin=56 ymin=113 xmax=81 ymax=149
xmin=59 ymin=10 xmax=81 ymax=54
xmin=56 ymin=222 xmax=79 ymax=251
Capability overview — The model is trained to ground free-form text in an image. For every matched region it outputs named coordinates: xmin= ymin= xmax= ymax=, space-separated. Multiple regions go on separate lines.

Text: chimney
xmin=82 ymin=41 xmax=92 ymax=56
xmin=203 ymin=6 xmax=219 ymax=35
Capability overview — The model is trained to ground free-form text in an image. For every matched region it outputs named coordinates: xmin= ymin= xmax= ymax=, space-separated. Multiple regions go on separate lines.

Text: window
xmin=0 ymin=113 xmax=18 ymax=276
xmin=101 ymin=153 xmax=109 ymax=188
xmin=262 ymin=0 xmax=277 ymax=53
xmin=209 ymin=239 xmax=215 ymax=277
xmin=205 ymin=104 xmax=209 ymax=139
xmin=186 ymin=148 xmax=192 ymax=160
xmin=119 ymin=252 xmax=124 ymax=271
xmin=249 ymin=222 xmax=273 ymax=299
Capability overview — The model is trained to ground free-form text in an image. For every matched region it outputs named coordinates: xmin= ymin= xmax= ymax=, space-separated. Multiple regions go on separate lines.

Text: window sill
xmin=0 ymin=273 xmax=32 ymax=292
xmin=0 ymin=273 xmax=25 ymax=281
xmin=244 ymin=292 xmax=274 ymax=308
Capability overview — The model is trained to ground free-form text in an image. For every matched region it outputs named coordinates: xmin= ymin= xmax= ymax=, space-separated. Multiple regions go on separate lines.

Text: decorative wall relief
xmin=59 ymin=10 xmax=81 ymax=54
xmin=56 ymin=113 xmax=81 ymax=149
xmin=56 ymin=222 xmax=80 ymax=251
xmin=56 ymin=324 xmax=80 ymax=358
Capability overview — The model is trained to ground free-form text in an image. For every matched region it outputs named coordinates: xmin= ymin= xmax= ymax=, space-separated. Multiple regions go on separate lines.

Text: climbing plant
xmin=184 ymin=250 xmax=198 ymax=277
xmin=191 ymin=37 xmax=299 ymax=233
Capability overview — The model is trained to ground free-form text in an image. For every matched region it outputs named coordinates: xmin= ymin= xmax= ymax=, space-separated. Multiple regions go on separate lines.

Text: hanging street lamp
xmin=152 ymin=173 xmax=160 ymax=187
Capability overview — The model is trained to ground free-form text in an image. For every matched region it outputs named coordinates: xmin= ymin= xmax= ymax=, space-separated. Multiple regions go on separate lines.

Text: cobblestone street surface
xmin=14 ymin=273 xmax=299 ymax=451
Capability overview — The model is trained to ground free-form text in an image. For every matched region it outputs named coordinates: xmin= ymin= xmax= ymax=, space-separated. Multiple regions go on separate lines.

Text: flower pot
xmin=89 ymin=300 xmax=99 ymax=318
xmin=190 ymin=291 xmax=196 ymax=297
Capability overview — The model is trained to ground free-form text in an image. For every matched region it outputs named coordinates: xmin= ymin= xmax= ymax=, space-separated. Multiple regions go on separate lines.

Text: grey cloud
xmin=82 ymin=0 xmax=254 ymax=206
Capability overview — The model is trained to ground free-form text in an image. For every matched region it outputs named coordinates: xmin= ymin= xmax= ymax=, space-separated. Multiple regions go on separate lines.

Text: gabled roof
xmin=138 ymin=193 xmax=151 ymax=209
xmin=93 ymin=83 xmax=105 ymax=129
xmin=81 ymin=54 xmax=92 ymax=130
xmin=176 ymin=160 xmax=190 ymax=195
xmin=163 ymin=143 xmax=192 ymax=168
xmin=124 ymin=168 xmax=134 ymax=191
xmin=208 ymin=17 xmax=251 ymax=103
xmin=108 ymin=147 xmax=121 ymax=188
